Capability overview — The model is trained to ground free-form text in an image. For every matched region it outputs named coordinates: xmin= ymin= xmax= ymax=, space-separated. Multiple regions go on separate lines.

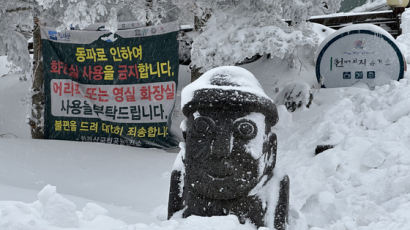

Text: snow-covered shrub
xmin=275 ymin=82 xmax=313 ymax=112
xmin=0 ymin=1 xmax=33 ymax=73
xmin=186 ymin=0 xmax=342 ymax=71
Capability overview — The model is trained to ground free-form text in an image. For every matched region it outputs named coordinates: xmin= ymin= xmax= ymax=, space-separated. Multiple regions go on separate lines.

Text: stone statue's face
xmin=184 ymin=108 xmax=273 ymax=200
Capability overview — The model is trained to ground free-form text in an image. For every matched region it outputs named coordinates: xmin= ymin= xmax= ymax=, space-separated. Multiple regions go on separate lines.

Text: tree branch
xmin=6 ymin=7 xmax=32 ymax=13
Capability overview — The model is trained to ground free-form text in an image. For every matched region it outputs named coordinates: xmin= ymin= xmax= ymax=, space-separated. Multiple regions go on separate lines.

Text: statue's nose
xmin=210 ymin=130 xmax=231 ymax=158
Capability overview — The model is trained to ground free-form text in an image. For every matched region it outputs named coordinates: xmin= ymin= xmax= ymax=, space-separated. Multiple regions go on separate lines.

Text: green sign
xmin=40 ymin=22 xmax=179 ymax=148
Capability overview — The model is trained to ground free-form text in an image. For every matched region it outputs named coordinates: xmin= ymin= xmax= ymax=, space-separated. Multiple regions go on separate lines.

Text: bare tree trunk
xmin=29 ymin=17 xmax=44 ymax=139
xmin=145 ymin=0 xmax=153 ymax=26
xmin=190 ymin=14 xmax=210 ymax=82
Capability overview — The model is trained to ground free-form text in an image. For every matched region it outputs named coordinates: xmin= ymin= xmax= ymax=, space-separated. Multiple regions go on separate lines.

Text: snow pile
xmin=37 ymin=185 xmax=79 ymax=227
xmin=401 ymin=8 xmax=410 ymax=35
xmin=396 ymin=8 xmax=410 ymax=65
xmin=0 ymin=185 xmax=255 ymax=230
xmin=350 ymin=0 xmax=387 ymax=12
xmin=275 ymin=78 xmax=410 ymax=229
xmin=0 ymin=185 xmax=126 ymax=230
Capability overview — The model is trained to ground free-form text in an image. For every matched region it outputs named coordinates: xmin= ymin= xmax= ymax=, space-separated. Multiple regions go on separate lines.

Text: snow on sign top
xmin=181 ymin=66 xmax=272 ymax=108
xmin=315 ymin=24 xmax=406 ymax=88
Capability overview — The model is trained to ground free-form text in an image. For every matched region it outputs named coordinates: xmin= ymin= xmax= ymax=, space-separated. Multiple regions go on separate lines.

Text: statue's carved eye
xmin=193 ymin=116 xmax=215 ymax=136
xmin=234 ymin=119 xmax=257 ymax=139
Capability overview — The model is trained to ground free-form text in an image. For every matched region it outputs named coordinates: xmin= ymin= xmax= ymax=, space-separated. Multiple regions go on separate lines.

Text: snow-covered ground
xmin=3 ymin=9 xmax=410 ymax=230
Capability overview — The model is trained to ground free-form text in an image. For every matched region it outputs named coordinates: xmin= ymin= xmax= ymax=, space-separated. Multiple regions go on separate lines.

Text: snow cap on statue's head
xmin=181 ymin=66 xmax=278 ymax=126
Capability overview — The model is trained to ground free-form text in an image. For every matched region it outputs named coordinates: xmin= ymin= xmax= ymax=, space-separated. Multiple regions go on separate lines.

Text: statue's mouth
xmin=206 ymin=173 xmax=233 ymax=181
xmin=201 ymin=160 xmax=235 ymax=180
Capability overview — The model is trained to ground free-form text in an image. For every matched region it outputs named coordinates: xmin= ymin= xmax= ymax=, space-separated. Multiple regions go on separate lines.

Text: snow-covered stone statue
xmin=167 ymin=66 xmax=289 ymax=229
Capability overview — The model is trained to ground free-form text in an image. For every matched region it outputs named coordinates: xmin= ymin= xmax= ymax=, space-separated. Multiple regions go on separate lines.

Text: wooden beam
xmin=309 ymin=10 xmax=396 ymax=26
xmin=307 ymin=10 xmax=402 ymax=38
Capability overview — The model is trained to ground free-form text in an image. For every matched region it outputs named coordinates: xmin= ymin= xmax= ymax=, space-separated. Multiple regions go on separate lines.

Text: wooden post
xmin=29 ymin=17 xmax=45 ymax=139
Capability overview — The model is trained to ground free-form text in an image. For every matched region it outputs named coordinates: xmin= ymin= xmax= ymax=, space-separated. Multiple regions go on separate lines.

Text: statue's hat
xmin=181 ymin=66 xmax=278 ymax=125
